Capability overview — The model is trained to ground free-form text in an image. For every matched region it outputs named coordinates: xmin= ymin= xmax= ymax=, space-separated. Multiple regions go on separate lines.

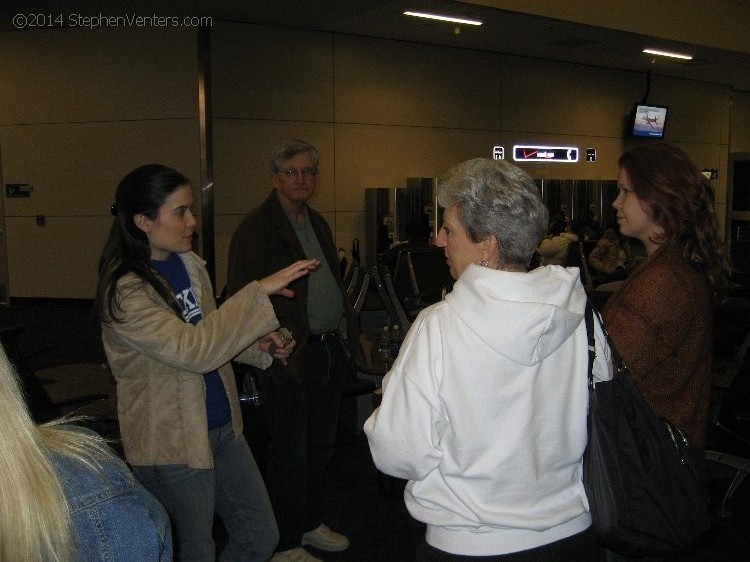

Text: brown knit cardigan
xmin=602 ymin=245 xmax=712 ymax=448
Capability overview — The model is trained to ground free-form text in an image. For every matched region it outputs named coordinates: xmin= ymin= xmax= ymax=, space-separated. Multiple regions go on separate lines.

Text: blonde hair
xmin=0 ymin=345 xmax=112 ymax=561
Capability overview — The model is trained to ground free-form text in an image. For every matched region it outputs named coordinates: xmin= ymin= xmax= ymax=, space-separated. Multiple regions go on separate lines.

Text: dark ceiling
xmin=3 ymin=0 xmax=750 ymax=91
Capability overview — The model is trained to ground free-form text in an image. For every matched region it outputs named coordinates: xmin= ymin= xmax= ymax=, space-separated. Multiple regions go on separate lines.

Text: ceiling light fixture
xmin=403 ymin=11 xmax=482 ymax=26
xmin=642 ymin=48 xmax=693 ymax=61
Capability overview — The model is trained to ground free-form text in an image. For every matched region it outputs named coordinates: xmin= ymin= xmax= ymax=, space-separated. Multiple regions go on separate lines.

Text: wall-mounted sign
xmin=513 ymin=145 xmax=579 ymax=163
xmin=5 ymin=183 xmax=33 ymax=197
xmin=492 ymin=146 xmax=504 ymax=160
xmin=586 ymin=148 xmax=596 ymax=162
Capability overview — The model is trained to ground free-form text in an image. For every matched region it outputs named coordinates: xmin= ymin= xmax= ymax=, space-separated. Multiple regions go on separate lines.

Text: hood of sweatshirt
xmin=445 ymin=264 xmax=586 ymax=367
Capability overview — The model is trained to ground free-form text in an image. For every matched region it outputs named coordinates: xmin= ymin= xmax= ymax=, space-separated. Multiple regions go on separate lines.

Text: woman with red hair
xmin=603 ymin=142 xmax=730 ymax=449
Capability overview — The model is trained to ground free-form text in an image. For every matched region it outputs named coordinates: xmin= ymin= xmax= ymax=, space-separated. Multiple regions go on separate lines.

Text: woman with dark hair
xmin=603 ymin=143 xmax=730 ymax=450
xmin=365 ymin=158 xmax=611 ymax=561
xmin=95 ymin=164 xmax=318 ymax=561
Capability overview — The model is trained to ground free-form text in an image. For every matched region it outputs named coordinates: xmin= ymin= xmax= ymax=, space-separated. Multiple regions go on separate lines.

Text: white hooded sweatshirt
xmin=364 ymin=264 xmax=611 ymax=556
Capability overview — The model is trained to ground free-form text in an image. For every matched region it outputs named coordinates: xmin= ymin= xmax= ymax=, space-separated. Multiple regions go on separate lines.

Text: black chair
xmin=0 ymin=325 xmax=110 ymax=424
xmin=336 ymin=269 xmax=383 ymax=439
xmin=345 ymin=265 xmax=360 ymax=297
xmin=370 ymin=265 xmax=401 ymax=329
xmin=380 ymin=265 xmax=412 ymax=332
xmin=705 ymin=341 xmax=750 ymax=517
xmin=392 ymin=246 xmax=453 ymax=316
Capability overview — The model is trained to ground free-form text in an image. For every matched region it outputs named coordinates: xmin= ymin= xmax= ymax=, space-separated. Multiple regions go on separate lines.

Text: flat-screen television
xmin=630 ymin=103 xmax=668 ymax=139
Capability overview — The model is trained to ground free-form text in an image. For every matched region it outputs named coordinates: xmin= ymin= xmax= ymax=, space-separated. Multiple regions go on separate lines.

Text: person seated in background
xmin=569 ymin=219 xmax=588 ymax=243
xmin=585 ymin=219 xmax=604 ymax=240
xmin=588 ymin=223 xmax=632 ymax=283
xmin=365 ymin=158 xmax=612 ymax=561
xmin=538 ymin=217 xmax=579 ymax=266
xmin=0 ymin=344 xmax=172 ymax=560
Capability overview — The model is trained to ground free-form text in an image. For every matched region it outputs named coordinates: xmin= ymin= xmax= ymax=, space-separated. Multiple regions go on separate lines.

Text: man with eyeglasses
xmin=227 ymin=139 xmax=357 ymax=562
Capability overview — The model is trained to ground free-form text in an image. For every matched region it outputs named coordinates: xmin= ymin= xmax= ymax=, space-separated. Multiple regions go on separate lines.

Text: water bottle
xmin=374 ymin=326 xmax=393 ymax=372
xmin=238 ymin=371 xmax=263 ymax=407
xmin=390 ymin=324 xmax=402 ymax=359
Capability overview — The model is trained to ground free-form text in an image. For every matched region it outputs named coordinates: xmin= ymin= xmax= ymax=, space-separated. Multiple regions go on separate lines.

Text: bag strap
xmin=590 ymin=303 xmax=630 ymax=377
xmin=585 ymin=299 xmax=596 ymax=389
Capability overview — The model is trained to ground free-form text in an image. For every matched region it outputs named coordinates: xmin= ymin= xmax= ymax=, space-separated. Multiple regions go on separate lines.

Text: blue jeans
xmin=261 ymin=337 xmax=347 ymax=551
xmin=133 ymin=422 xmax=278 ymax=561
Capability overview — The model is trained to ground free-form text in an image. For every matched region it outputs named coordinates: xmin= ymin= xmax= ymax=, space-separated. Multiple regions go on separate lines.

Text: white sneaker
xmin=301 ymin=523 xmax=350 ymax=552
xmin=270 ymin=547 xmax=322 ymax=562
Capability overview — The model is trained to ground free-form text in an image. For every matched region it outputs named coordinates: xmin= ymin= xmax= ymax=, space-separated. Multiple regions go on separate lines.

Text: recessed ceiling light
xmin=403 ymin=11 xmax=482 ymax=26
xmin=643 ymin=48 xmax=693 ymax=60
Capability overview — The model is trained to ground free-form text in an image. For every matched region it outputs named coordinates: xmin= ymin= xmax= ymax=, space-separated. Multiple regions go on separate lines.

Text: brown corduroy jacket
xmin=603 ymin=246 xmax=712 ymax=448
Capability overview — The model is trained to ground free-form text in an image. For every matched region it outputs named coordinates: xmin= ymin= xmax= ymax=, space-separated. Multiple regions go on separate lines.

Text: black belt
xmin=308 ymin=330 xmax=340 ymax=343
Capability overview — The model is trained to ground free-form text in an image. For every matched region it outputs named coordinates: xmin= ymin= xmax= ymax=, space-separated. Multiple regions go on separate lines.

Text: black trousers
xmin=260 ymin=337 xmax=347 ymax=551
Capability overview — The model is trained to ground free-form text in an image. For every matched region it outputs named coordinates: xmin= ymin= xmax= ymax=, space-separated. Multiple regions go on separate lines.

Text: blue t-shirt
xmin=151 ymin=253 xmax=231 ymax=429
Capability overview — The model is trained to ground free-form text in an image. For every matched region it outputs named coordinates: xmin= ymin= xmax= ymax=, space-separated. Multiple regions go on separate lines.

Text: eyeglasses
xmin=277 ymin=167 xmax=317 ymax=180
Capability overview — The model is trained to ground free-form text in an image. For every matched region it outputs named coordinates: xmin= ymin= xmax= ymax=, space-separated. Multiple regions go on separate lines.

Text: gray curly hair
xmin=437 ymin=158 xmax=548 ymax=270
xmin=270 ymin=139 xmax=319 ymax=173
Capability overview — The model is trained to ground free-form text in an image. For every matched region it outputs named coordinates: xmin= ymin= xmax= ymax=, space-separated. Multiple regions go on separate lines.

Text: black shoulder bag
xmin=583 ymin=302 xmax=712 ymax=556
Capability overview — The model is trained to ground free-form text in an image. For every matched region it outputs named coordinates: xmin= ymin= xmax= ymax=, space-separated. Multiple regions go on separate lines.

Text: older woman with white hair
xmin=365 ymin=158 xmax=611 ymax=561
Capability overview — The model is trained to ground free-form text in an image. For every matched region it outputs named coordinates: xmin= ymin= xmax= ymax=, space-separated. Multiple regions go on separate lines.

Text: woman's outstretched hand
xmin=259 ymin=259 xmax=320 ymax=297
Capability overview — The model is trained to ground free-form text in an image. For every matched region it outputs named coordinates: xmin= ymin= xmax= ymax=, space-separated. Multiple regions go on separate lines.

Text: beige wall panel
xmin=1 ymin=120 xmax=201 ymax=216
xmin=334 ymin=124 xmax=506 ymax=211
xmin=6 ymin=213 xmax=204 ymax=300
xmin=720 ymin=90 xmax=732 ymax=147
xmin=501 ymin=56 xmax=639 ymax=137
xmin=0 ymin=27 xmax=197 ymax=124
xmin=211 ymin=22 xmax=333 ymax=121
xmin=500 ymin=56 xmax=729 ymax=160
xmin=645 ymin=77 xmax=729 ymax=144
xmin=334 ymin=35 xmax=502 ymax=129
xmin=467 ymin=1 xmax=750 ymax=55
xmin=334 ymin=210 xmax=366 ymax=266
xmin=214 ymin=213 xmax=244 ymax=297
xmin=212 ymin=119 xmax=335 ymax=214
xmin=6 ymin=210 xmax=201 ymax=299
xmin=6 ymin=216 xmax=110 ymax=298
